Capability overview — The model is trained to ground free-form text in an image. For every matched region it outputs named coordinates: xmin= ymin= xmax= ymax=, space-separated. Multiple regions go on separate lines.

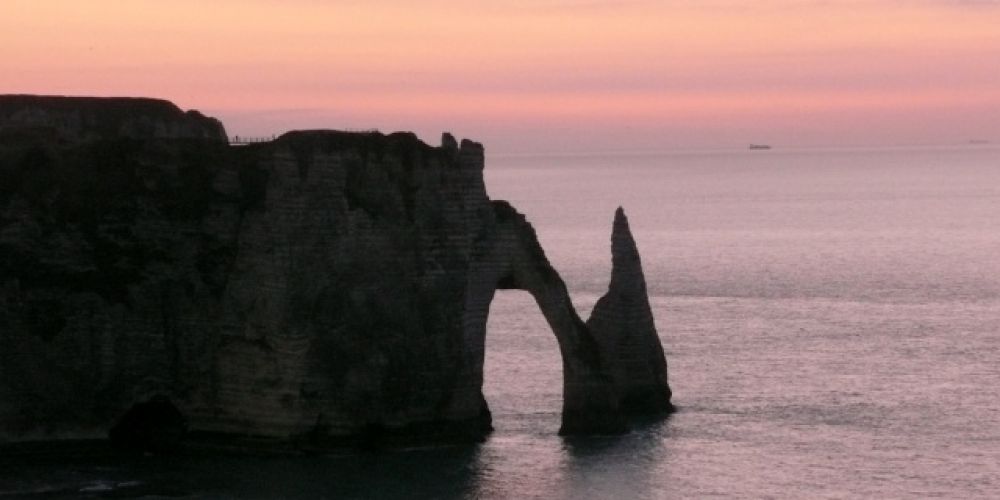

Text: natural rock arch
xmin=457 ymin=202 xmax=671 ymax=435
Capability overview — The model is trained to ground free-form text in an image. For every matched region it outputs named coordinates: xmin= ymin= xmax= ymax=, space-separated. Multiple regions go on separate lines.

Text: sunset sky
xmin=3 ymin=1 xmax=1000 ymax=153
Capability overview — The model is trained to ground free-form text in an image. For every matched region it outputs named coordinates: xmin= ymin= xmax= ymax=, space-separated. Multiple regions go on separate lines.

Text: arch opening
xmin=483 ymin=289 xmax=563 ymax=431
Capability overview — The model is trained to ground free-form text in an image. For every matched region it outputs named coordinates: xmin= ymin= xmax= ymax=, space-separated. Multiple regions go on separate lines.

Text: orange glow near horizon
xmin=3 ymin=0 xmax=1000 ymax=152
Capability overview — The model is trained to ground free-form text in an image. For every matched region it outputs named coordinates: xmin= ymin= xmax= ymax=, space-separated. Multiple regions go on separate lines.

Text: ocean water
xmin=3 ymin=145 xmax=999 ymax=498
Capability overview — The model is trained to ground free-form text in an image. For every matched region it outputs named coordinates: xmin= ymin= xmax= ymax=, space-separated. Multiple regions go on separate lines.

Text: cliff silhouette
xmin=0 ymin=95 xmax=672 ymax=453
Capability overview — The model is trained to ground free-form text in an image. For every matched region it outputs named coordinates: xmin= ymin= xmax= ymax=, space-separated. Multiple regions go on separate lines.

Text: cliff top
xmin=0 ymin=95 xmax=484 ymax=154
xmin=1 ymin=94 xmax=188 ymax=116
xmin=0 ymin=94 xmax=227 ymax=143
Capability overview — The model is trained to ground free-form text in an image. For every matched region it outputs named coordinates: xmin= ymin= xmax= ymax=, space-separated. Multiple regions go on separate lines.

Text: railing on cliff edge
xmin=228 ymin=129 xmax=381 ymax=146
xmin=229 ymin=135 xmax=276 ymax=145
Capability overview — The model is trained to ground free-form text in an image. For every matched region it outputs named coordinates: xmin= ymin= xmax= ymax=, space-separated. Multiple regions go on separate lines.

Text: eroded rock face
xmin=0 ymin=95 xmax=670 ymax=450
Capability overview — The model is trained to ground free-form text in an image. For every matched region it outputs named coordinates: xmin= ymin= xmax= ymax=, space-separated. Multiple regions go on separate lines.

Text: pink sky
xmin=3 ymin=0 xmax=1000 ymax=152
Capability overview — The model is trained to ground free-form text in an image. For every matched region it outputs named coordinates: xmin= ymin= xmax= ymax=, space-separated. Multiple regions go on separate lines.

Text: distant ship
xmin=749 ymin=144 xmax=772 ymax=150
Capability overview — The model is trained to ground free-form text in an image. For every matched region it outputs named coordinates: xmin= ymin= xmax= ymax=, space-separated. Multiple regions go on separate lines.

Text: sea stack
xmin=587 ymin=208 xmax=674 ymax=414
xmin=0 ymin=95 xmax=671 ymax=452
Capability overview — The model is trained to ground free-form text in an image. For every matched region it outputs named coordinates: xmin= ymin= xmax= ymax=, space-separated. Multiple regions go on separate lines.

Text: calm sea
xmin=3 ymin=145 xmax=999 ymax=498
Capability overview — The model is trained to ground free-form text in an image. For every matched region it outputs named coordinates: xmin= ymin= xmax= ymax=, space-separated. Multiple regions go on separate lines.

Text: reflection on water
xmin=0 ymin=424 xmax=676 ymax=499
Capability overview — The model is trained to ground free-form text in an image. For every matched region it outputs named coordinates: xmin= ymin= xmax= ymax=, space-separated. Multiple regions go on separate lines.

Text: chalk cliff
xmin=0 ymin=95 xmax=671 ymax=452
